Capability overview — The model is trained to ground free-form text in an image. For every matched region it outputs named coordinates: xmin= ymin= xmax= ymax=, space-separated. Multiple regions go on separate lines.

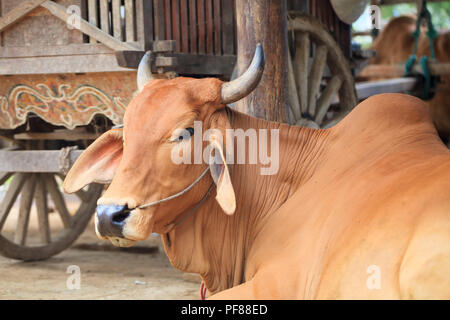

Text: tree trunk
xmin=234 ymin=0 xmax=290 ymax=123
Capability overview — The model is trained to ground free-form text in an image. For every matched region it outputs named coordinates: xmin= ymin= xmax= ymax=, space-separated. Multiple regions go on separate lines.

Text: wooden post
xmin=234 ymin=0 xmax=290 ymax=123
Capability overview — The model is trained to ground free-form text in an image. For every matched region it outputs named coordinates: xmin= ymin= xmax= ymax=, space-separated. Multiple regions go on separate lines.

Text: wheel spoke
xmin=294 ymin=31 xmax=309 ymax=115
xmin=75 ymin=189 xmax=92 ymax=202
xmin=287 ymin=50 xmax=301 ymax=122
xmin=0 ymin=172 xmax=13 ymax=185
xmin=315 ymin=75 xmax=343 ymax=126
xmin=307 ymin=44 xmax=328 ymax=116
xmin=322 ymin=111 xmax=349 ymax=129
xmin=45 ymin=174 xmax=72 ymax=229
xmin=0 ymin=173 xmax=27 ymax=232
xmin=35 ymin=174 xmax=51 ymax=244
xmin=14 ymin=174 xmax=37 ymax=245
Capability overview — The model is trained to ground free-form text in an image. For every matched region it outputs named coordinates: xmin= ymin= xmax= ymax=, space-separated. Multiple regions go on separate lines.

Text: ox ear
xmin=209 ymin=139 xmax=236 ymax=215
xmin=63 ymin=128 xmax=123 ymax=193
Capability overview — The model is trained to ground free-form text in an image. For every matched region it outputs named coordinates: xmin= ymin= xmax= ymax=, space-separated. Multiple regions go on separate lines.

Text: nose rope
xmin=136 ymin=167 xmax=211 ymax=210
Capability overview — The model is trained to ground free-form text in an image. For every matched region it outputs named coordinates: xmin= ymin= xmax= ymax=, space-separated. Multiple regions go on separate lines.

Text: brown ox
xmin=360 ymin=15 xmax=450 ymax=142
xmin=64 ymin=47 xmax=450 ymax=299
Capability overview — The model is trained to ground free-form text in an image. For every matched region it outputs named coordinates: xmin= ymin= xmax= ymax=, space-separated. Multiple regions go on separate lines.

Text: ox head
xmin=63 ymin=45 xmax=265 ymax=247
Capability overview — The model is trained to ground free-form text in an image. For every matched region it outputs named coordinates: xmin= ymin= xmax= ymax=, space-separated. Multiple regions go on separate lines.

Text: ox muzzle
xmin=95 ymin=205 xmax=136 ymax=247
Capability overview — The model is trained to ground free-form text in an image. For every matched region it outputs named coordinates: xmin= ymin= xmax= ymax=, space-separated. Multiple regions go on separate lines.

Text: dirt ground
xmin=0 ymin=208 xmax=201 ymax=300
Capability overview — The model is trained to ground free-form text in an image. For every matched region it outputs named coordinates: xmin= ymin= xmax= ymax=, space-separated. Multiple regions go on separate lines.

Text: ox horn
xmin=221 ymin=43 xmax=265 ymax=104
xmin=137 ymin=51 xmax=154 ymax=92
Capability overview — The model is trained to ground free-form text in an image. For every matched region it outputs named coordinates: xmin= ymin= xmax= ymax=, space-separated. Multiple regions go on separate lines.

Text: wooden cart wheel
xmin=287 ymin=13 xmax=357 ymax=128
xmin=0 ymin=157 xmax=102 ymax=261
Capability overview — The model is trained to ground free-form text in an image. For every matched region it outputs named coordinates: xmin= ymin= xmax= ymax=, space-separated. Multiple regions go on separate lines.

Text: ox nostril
xmin=112 ymin=210 xmax=130 ymax=224
xmin=96 ymin=204 xmax=131 ymax=238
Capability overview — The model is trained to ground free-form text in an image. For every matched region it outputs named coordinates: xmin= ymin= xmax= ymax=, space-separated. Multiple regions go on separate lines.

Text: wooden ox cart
xmin=0 ymin=0 xmax=361 ymax=260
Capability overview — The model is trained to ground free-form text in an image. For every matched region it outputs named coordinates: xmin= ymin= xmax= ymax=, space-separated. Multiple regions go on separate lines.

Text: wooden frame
xmin=0 ymin=150 xmax=83 ymax=173
xmin=0 ymin=0 xmax=238 ymax=76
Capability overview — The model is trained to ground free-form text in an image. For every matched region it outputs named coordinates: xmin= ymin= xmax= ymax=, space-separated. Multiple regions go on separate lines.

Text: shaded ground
xmin=0 ymin=215 xmax=201 ymax=300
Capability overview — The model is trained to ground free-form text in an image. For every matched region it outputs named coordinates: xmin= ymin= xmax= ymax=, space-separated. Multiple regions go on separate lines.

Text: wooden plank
xmin=355 ymin=78 xmax=419 ymax=100
xmin=287 ymin=51 xmax=301 ymax=121
xmin=0 ymin=173 xmax=27 ymax=231
xmin=180 ymin=0 xmax=189 ymax=53
xmin=41 ymin=1 xmax=138 ymax=51
xmin=35 ymin=174 xmax=51 ymax=244
xmin=136 ymin=0 xmax=153 ymax=49
xmin=189 ymin=0 xmax=197 ymax=54
xmin=125 ymin=0 xmax=135 ymax=42
xmin=115 ymin=50 xmax=235 ymax=75
xmin=172 ymin=0 xmax=181 ymax=52
xmin=88 ymin=0 xmax=98 ymax=43
xmin=153 ymin=39 xmax=176 ymax=52
xmin=0 ymin=0 xmax=47 ymax=32
xmin=163 ymin=0 xmax=171 ymax=40
xmin=0 ymin=43 xmax=114 ymax=58
xmin=0 ymin=150 xmax=83 ymax=173
xmin=0 ymin=53 xmax=134 ymax=75
xmin=166 ymin=53 xmax=235 ymax=75
xmin=135 ymin=0 xmax=145 ymax=43
xmin=307 ymin=44 xmax=327 ymax=115
xmin=99 ymin=0 xmax=110 ymax=35
xmin=294 ymin=32 xmax=309 ymax=114
xmin=112 ymin=0 xmax=122 ymax=41
xmin=15 ymin=174 xmax=37 ymax=245
xmin=197 ymin=0 xmax=205 ymax=54
xmin=213 ymin=0 xmax=221 ymax=55
xmin=221 ymin=0 xmax=233 ymax=55
xmin=315 ymin=75 xmax=342 ymax=125
xmin=14 ymin=131 xmax=101 ymax=141
xmin=45 ymin=174 xmax=72 ymax=228
xmin=205 ymin=0 xmax=213 ymax=54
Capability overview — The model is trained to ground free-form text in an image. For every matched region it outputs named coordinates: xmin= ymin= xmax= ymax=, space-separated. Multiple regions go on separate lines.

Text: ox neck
xmin=161 ymin=108 xmax=331 ymax=295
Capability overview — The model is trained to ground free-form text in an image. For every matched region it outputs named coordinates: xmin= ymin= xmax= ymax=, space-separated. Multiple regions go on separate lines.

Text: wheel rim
xmin=0 ymin=171 xmax=102 ymax=261
xmin=287 ymin=13 xmax=357 ymax=128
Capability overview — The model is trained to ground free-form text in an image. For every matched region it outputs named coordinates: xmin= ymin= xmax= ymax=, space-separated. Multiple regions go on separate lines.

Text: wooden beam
xmin=0 ymin=173 xmax=27 ymax=231
xmin=355 ymin=78 xmax=419 ymax=100
xmin=0 ymin=53 xmax=133 ymax=75
xmin=112 ymin=0 xmax=122 ymax=41
xmin=0 ymin=150 xmax=83 ymax=173
xmin=360 ymin=62 xmax=450 ymax=78
xmin=0 ymin=0 xmax=47 ymax=32
xmin=115 ymin=50 xmax=236 ymax=76
xmin=35 ymin=175 xmax=51 ymax=244
xmin=99 ymin=0 xmax=110 ymax=34
xmin=45 ymin=174 xmax=72 ymax=228
xmin=125 ymin=0 xmax=135 ymax=42
xmin=0 ymin=43 xmax=114 ymax=58
xmin=14 ymin=131 xmax=101 ymax=141
xmin=41 ymin=0 xmax=139 ymax=51
xmin=135 ymin=0 xmax=153 ymax=50
xmin=88 ymin=0 xmax=98 ymax=43
xmin=15 ymin=174 xmax=37 ymax=245
xmin=235 ymin=0 xmax=290 ymax=122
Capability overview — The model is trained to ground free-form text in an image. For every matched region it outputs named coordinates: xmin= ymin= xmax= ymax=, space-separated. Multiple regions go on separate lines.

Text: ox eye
xmin=175 ymin=127 xmax=194 ymax=142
